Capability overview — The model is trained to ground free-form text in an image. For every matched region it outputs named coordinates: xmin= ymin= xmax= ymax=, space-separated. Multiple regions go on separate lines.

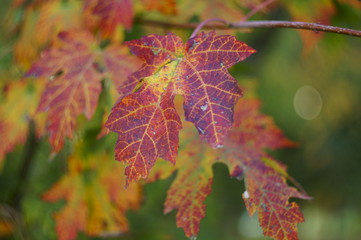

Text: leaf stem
xmin=138 ymin=19 xmax=361 ymax=38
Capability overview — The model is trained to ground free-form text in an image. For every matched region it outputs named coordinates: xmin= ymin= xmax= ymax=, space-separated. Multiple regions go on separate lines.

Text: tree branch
xmin=138 ymin=19 xmax=361 ymax=38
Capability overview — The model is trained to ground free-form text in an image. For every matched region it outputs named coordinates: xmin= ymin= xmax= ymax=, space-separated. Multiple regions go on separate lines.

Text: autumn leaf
xmin=106 ymin=32 xmax=255 ymax=184
xmin=25 ymin=30 xmax=140 ymax=152
xmin=148 ymin=96 xmax=308 ymax=239
xmin=221 ymin=98 xmax=309 ymax=240
xmin=163 ymin=121 xmax=216 ymax=238
xmin=84 ymin=0 xmax=134 ymax=41
xmin=25 ymin=31 xmax=103 ymax=152
xmin=43 ymin=151 xmax=141 ymax=240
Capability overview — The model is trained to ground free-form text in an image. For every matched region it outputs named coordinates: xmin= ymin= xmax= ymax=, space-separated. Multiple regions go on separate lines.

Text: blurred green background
xmin=1 ymin=1 xmax=361 ymax=240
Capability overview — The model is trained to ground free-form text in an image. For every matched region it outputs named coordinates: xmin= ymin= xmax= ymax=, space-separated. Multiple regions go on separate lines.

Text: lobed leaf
xmin=221 ymin=98 xmax=310 ymax=240
xmin=149 ymin=96 xmax=308 ymax=239
xmin=25 ymin=31 xmax=103 ymax=152
xmin=107 ymin=32 xmax=255 ymax=184
xmin=163 ymin=121 xmax=216 ymax=238
xmin=25 ymin=30 xmax=140 ymax=152
xmin=241 ymin=157 xmax=306 ymax=240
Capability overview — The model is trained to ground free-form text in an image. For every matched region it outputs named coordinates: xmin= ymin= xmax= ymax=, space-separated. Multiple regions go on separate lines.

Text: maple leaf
xmin=84 ymin=0 xmax=134 ymax=41
xmin=43 ymin=151 xmax=141 ymax=240
xmin=221 ymin=98 xmax=309 ymax=240
xmin=25 ymin=31 xmax=103 ymax=152
xmin=25 ymin=30 xmax=140 ymax=152
xmin=163 ymin=121 xmax=216 ymax=238
xmin=106 ymin=32 xmax=255 ymax=184
xmin=149 ymin=96 xmax=308 ymax=239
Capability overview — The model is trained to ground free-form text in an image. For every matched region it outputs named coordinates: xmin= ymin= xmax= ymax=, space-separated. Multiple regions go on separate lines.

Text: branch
xmin=138 ymin=19 xmax=361 ymax=38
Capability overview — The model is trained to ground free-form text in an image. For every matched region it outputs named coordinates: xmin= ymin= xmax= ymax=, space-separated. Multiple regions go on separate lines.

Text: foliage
xmin=0 ymin=0 xmax=360 ymax=240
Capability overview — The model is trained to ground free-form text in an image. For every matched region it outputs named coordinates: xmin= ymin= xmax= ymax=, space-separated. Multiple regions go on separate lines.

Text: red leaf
xmin=106 ymin=83 xmax=182 ymax=185
xmin=181 ymin=32 xmax=255 ymax=148
xmin=107 ymin=32 xmax=255 ymax=184
xmin=26 ymin=31 xmax=102 ymax=152
xmin=163 ymin=122 xmax=216 ymax=238
xmin=85 ymin=0 xmax=134 ymax=38
xmin=149 ymin=96 xmax=308 ymax=239
xmin=221 ymin=98 xmax=309 ymax=240
xmin=26 ymin=30 xmax=140 ymax=152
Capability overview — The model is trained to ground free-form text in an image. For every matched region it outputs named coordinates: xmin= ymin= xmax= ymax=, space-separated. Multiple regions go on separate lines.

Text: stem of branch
xmin=138 ymin=19 xmax=361 ymax=38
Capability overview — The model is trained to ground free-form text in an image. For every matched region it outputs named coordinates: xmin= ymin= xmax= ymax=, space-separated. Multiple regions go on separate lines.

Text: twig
xmin=240 ymin=0 xmax=275 ymax=22
xmin=138 ymin=19 xmax=361 ymax=38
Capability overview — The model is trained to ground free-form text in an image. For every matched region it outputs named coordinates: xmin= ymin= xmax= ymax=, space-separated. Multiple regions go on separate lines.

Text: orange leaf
xmin=43 ymin=151 xmax=141 ymax=240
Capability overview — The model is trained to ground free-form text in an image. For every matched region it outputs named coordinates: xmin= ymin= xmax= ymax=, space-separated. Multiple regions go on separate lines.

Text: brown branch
xmin=138 ymin=19 xmax=361 ymax=38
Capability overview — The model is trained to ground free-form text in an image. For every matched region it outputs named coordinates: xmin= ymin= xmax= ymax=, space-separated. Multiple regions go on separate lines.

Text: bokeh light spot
xmin=293 ymin=85 xmax=322 ymax=120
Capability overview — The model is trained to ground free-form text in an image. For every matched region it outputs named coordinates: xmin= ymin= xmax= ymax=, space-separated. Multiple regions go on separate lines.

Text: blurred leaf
xmin=42 ymin=149 xmax=142 ymax=240
xmin=25 ymin=30 xmax=140 ymax=152
xmin=84 ymin=0 xmax=134 ymax=42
